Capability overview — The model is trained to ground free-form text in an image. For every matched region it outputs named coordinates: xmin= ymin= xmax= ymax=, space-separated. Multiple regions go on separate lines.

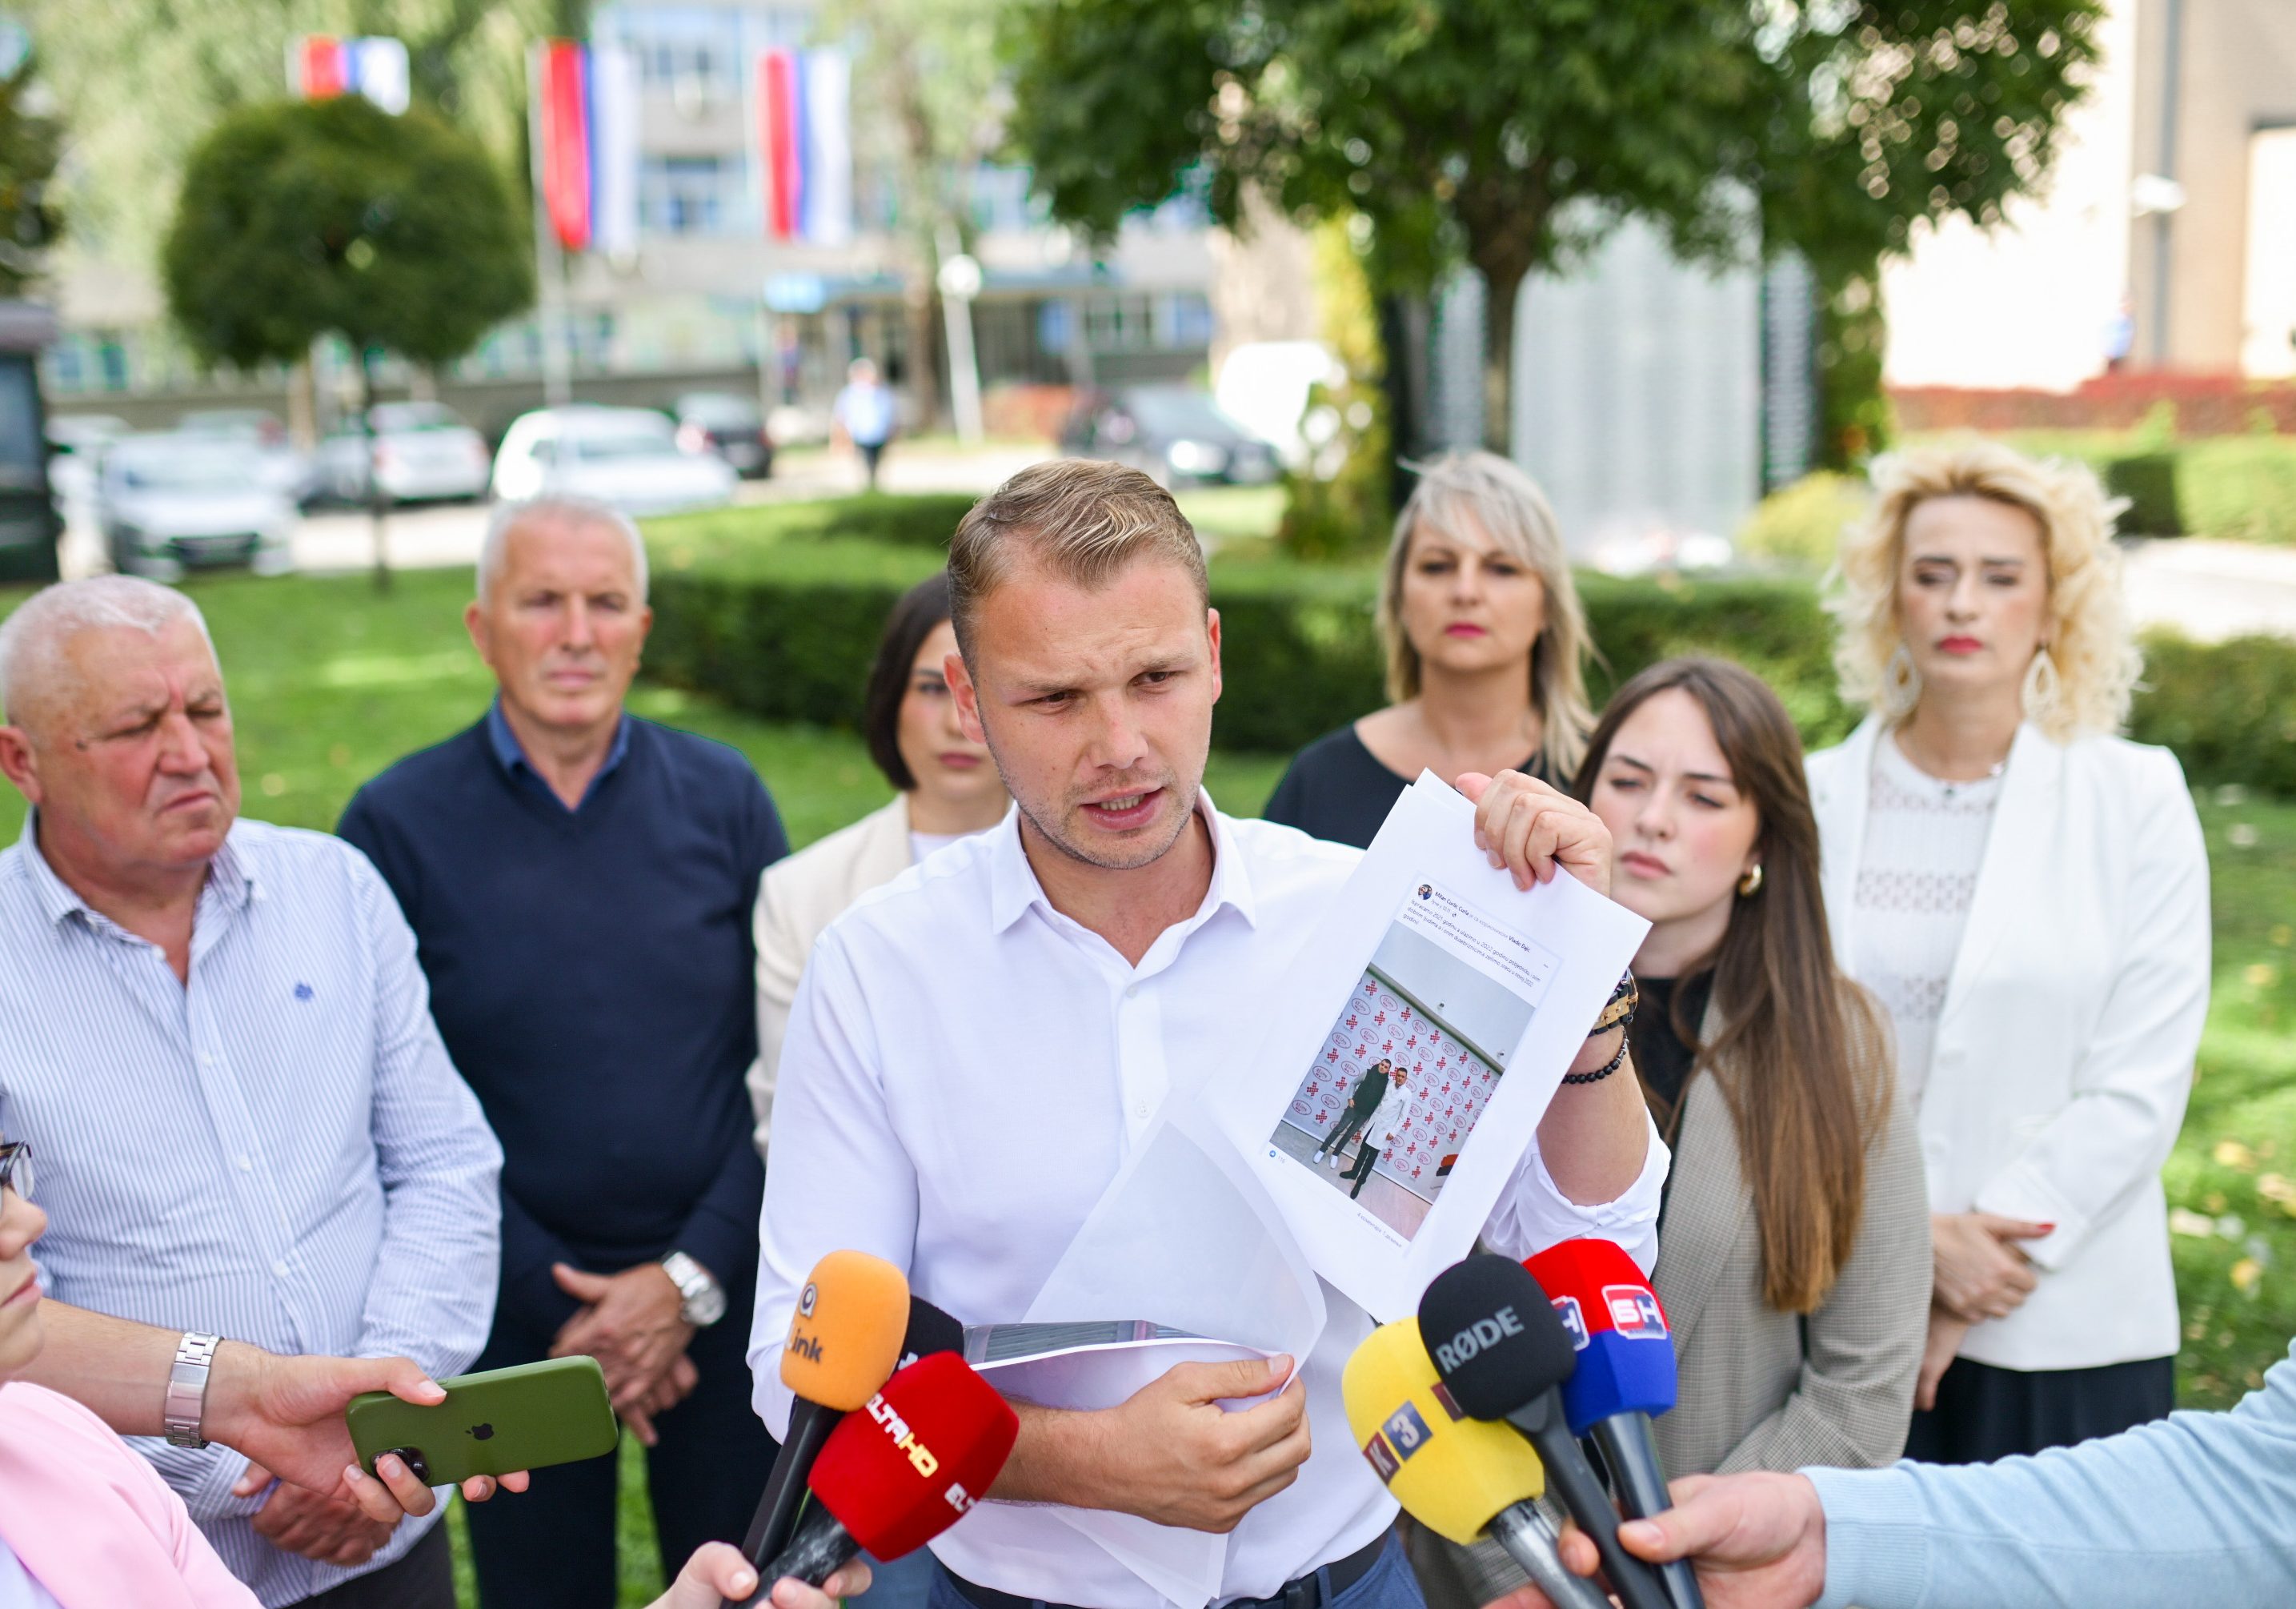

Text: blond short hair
xmin=1825 ymin=436 xmax=2139 ymax=741
xmin=948 ymin=459 xmax=1208 ymax=656
xmin=1379 ymin=451 xmax=1593 ymax=780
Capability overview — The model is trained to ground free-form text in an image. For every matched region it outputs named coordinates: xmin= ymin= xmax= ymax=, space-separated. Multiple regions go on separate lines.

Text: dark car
xmin=672 ymin=391 xmax=774 ymax=478
xmin=1059 ymin=385 xmax=1280 ymax=488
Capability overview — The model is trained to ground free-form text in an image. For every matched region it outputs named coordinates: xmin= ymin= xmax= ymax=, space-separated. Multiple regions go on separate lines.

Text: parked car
xmin=1059 ymin=385 xmax=1280 ymax=487
xmin=490 ymin=406 xmax=736 ymax=516
xmin=46 ymin=413 xmax=127 ymax=508
xmin=175 ymin=407 xmax=318 ymax=505
xmin=317 ymin=401 xmax=492 ymax=505
xmin=98 ymin=433 xmax=295 ymax=580
xmin=673 ymin=391 xmax=774 ymax=478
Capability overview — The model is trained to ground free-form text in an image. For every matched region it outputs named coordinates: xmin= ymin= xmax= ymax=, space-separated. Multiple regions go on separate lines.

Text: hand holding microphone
xmin=1527 ymin=1239 xmax=1703 ymax=1609
xmin=1420 ymin=1254 xmax=1675 ymax=1609
xmin=1341 ymin=1319 xmax=1609 ymax=1609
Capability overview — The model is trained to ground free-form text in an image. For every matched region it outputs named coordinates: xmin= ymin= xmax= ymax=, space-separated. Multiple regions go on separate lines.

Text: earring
xmin=1737 ymin=864 xmax=1764 ymax=897
xmin=2022 ymin=647 xmax=2061 ymax=724
xmin=1882 ymin=641 xmax=1921 ymax=719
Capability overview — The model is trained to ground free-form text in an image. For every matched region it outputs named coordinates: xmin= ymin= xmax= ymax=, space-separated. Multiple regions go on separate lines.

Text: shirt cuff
xmin=1523 ymin=1108 xmax=1669 ymax=1272
xmin=1802 ymin=1464 xmax=1934 ymax=1609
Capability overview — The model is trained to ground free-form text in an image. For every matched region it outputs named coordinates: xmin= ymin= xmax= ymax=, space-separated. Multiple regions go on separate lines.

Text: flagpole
xmin=528 ymin=41 xmax=574 ymax=408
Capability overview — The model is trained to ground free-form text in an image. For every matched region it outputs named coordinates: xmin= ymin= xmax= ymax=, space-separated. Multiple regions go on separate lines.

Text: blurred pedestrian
xmin=1809 ymin=439 xmax=2209 ymax=1463
xmin=1262 ymin=451 xmax=1595 ymax=846
xmin=339 ymin=495 xmax=789 ymax=1608
xmin=748 ymin=571 xmax=1007 ymax=1152
xmin=834 ymin=357 xmax=897 ymax=491
xmin=0 ymin=577 xmax=503 ymax=1609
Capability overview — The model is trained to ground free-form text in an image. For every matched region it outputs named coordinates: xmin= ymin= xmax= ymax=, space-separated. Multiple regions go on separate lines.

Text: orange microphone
xmin=731 ymin=1251 xmax=911 ymax=1603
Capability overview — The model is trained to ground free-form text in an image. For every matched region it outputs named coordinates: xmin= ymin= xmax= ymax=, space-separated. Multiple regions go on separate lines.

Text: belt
xmin=942 ymin=1533 xmax=1388 ymax=1609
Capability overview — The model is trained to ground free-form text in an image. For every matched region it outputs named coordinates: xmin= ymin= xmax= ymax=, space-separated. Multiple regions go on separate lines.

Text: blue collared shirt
xmin=484 ymin=696 xmax=630 ymax=809
xmin=1808 ymin=1337 xmax=2296 ymax=1607
xmin=0 ymin=813 xmax=503 ymax=1608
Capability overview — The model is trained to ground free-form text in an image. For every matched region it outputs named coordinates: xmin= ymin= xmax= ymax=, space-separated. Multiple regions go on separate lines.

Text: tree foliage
xmin=1005 ymin=0 xmax=2105 ymax=446
xmin=162 ymin=94 xmax=530 ymax=371
xmin=0 ymin=46 xmax=63 ymax=295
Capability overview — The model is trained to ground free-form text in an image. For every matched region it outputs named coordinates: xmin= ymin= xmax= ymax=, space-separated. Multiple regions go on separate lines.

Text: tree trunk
xmin=904 ymin=277 xmax=943 ymax=432
xmin=360 ymin=351 xmax=390 ymax=592
xmin=1480 ymin=261 xmax=1520 ymax=456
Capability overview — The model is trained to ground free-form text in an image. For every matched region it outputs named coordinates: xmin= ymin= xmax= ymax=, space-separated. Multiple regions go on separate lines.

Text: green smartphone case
xmin=345 ymin=1356 xmax=619 ymax=1485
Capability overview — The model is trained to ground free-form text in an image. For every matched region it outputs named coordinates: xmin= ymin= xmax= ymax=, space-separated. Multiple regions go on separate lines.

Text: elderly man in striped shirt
xmin=0 ymin=576 xmax=503 ymax=1609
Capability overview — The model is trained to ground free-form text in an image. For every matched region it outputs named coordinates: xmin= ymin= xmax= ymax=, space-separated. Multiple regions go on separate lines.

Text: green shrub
xmin=2130 ymin=631 xmax=2296 ymax=796
xmin=2106 ymin=453 xmax=2183 ymax=535
xmin=2178 ymin=438 xmax=2296 ymax=546
xmin=648 ymin=493 xmax=976 ymax=568
xmin=1737 ymin=472 xmax=1871 ymax=570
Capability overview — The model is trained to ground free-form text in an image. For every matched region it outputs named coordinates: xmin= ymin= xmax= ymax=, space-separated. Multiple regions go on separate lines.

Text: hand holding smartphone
xmin=346 ymin=1356 xmax=618 ymax=1485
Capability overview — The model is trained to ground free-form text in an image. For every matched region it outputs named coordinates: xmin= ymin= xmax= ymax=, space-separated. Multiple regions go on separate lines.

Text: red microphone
xmin=744 ymin=1351 xmax=1019 ymax=1600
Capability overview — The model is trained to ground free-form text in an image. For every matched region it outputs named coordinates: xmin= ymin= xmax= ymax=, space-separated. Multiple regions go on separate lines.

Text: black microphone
xmin=896 ymin=1296 xmax=963 ymax=1370
xmin=1419 ymin=1254 xmax=1673 ymax=1609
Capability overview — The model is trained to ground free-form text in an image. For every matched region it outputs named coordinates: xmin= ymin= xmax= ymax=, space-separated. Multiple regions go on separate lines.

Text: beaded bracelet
xmin=1561 ymin=1027 xmax=1632 ymax=1085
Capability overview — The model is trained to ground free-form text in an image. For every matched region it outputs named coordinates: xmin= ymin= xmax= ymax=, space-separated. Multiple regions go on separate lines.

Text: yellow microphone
xmin=1342 ymin=1320 xmax=1609 ymax=1609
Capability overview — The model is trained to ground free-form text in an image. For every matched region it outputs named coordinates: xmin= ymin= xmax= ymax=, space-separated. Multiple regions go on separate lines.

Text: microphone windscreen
xmin=1525 ymin=1239 xmax=1677 ymax=1434
xmin=781 ymin=1250 xmax=912 ymax=1410
xmin=1342 ymin=1319 xmax=1546 ymax=1545
xmin=1417 ymin=1254 xmax=1578 ymax=1421
xmin=900 ymin=1297 xmax=964 ymax=1369
xmin=807 ymin=1350 xmax=1019 ymax=1562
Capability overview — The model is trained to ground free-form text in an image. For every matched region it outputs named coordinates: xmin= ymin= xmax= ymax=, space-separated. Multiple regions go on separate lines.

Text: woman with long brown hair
xmin=1418 ymin=657 xmax=1929 ymax=1608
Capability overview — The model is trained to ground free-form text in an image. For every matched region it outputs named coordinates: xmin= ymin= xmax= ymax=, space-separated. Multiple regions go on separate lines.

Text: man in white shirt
xmin=749 ymin=459 xmax=1666 ymax=1609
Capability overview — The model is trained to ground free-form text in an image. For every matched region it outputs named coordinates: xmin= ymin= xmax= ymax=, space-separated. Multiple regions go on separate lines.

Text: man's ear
xmin=463 ymin=599 xmax=496 ymax=672
xmin=946 ymin=649 xmax=988 ymax=745
xmin=0 ymin=724 xmax=44 ymax=806
xmin=1205 ymin=606 xmax=1223 ymax=704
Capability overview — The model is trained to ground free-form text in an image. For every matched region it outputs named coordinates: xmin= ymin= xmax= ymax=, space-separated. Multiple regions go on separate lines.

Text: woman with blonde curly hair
xmin=1263 ymin=451 xmax=1595 ymax=846
xmin=1805 ymin=437 xmax=2210 ymax=1464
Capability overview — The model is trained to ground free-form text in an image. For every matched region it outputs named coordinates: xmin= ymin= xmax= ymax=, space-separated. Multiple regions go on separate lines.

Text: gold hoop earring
xmin=1883 ymin=642 xmax=1921 ymax=720
xmin=2022 ymin=647 xmax=2061 ymax=724
xmin=1737 ymin=864 xmax=1764 ymax=897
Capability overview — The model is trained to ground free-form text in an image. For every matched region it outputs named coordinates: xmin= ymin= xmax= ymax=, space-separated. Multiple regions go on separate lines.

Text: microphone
xmin=1341 ymin=1318 xmax=1610 ymax=1609
xmin=734 ymin=1251 xmax=912 ymax=1599
xmin=750 ymin=1350 xmax=1019 ymax=1597
xmin=1527 ymin=1240 xmax=1703 ymax=1609
xmin=898 ymin=1295 xmax=964 ymax=1370
xmin=1419 ymin=1254 xmax=1673 ymax=1609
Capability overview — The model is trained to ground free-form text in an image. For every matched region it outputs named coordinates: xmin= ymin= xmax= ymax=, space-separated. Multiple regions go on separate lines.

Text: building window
xmin=603 ymin=4 xmax=745 ymax=102
xmin=642 ymin=155 xmax=736 ymax=235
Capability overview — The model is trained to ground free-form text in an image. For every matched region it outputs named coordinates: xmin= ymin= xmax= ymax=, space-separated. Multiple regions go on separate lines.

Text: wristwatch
xmin=165 ymin=1331 xmax=222 ymax=1448
xmin=659 ymin=1251 xmax=727 ymax=1327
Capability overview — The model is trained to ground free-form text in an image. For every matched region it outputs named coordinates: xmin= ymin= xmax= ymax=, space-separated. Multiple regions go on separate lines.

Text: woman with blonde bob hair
xmin=1264 ymin=451 xmax=1595 ymax=846
xmin=1806 ymin=436 xmax=2210 ymax=1466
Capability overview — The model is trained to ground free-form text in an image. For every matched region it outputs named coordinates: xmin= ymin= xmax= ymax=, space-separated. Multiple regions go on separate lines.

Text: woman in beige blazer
xmin=746 ymin=572 xmax=1007 ymax=1154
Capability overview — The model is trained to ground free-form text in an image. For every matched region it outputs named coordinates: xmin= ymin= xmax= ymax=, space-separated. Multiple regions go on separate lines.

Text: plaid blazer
xmin=1414 ymin=1002 xmax=1931 ymax=1606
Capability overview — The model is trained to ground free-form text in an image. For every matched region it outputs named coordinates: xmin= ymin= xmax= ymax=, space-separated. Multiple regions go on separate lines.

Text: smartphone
xmin=346 ymin=1356 xmax=618 ymax=1486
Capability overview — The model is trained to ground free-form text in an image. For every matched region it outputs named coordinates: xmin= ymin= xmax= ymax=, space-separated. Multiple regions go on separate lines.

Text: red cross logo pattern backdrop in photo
xmin=1279 ymin=971 xmax=1501 ymax=1206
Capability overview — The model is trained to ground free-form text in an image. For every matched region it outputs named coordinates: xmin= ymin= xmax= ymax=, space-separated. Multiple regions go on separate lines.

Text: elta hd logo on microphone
xmin=864 ymin=1390 xmax=976 ymax=1515
xmin=1602 ymin=1285 xmax=1668 ymax=1340
xmin=1432 ymin=1305 xmax=1525 ymax=1373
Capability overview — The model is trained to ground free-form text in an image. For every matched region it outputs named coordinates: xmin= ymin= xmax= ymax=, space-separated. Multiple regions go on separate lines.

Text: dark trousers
xmin=288 ymin=1519 xmax=455 ymax=1609
xmin=465 ymin=1294 xmax=778 ymax=1609
xmin=1324 ymin=1108 xmax=1374 ymax=1158
xmin=1906 ymin=1353 xmax=2175 ymax=1464
xmin=1344 ymin=1142 xmax=1378 ymax=1198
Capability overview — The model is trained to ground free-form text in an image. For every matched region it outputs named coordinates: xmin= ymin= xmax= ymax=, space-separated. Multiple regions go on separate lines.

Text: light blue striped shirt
xmin=0 ymin=813 xmax=502 ymax=1608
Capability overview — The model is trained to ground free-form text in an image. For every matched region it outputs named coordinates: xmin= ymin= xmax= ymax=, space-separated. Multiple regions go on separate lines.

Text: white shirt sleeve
xmin=1478 ymin=1107 xmax=1669 ymax=1274
xmin=746 ymin=931 xmax=923 ymax=1437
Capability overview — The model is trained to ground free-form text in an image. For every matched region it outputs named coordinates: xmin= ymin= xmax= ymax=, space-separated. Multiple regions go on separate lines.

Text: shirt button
xmin=236 ymin=1156 xmax=253 ymax=1172
xmin=1125 ymin=985 xmax=1140 ymax=998
xmin=1136 ymin=1103 xmax=1150 ymax=1119
xmin=199 ymin=1053 xmax=214 ymax=1067
xmin=272 ymin=1260 xmax=290 ymax=1277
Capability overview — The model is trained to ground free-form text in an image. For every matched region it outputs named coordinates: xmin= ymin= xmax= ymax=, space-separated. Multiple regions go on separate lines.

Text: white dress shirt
xmin=750 ymin=796 xmax=1666 ymax=1607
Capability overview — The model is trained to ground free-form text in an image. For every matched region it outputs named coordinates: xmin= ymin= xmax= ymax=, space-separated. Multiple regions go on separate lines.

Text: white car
xmin=175 ymin=408 xmax=318 ymax=506
xmin=99 ymin=434 xmax=295 ymax=580
xmin=491 ymin=406 xmax=736 ymax=516
xmin=319 ymin=401 xmax=493 ymax=504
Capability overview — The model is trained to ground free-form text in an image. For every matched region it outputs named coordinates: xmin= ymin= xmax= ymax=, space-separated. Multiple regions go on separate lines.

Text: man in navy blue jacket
xmin=339 ymin=495 xmax=788 ymax=1609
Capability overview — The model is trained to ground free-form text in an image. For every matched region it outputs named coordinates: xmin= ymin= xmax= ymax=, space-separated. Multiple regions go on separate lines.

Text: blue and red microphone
xmin=1526 ymin=1239 xmax=1703 ymax=1609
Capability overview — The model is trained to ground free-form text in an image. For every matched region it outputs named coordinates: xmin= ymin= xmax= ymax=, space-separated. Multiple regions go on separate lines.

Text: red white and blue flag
xmin=755 ymin=48 xmax=853 ymax=245
xmin=534 ymin=40 xmax=639 ymax=257
xmin=289 ymin=36 xmax=410 ymax=114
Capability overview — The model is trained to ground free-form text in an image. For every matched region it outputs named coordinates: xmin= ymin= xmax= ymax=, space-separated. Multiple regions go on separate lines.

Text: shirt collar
xmin=985 ymin=787 xmax=1259 ymax=937
xmin=14 ymin=807 xmax=254 ymax=929
xmin=485 ymin=697 xmax=631 ymax=808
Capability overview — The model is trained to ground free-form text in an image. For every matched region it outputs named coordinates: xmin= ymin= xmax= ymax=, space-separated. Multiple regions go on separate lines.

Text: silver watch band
xmin=165 ymin=1331 xmax=222 ymax=1449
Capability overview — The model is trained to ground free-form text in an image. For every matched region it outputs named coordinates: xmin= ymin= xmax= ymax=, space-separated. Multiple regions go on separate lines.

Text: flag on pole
xmin=756 ymin=48 xmax=851 ymax=244
xmin=288 ymin=36 xmax=411 ymax=114
xmin=535 ymin=41 xmax=640 ymax=258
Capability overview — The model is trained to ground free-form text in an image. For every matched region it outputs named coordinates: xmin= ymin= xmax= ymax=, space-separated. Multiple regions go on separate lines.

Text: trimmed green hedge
xmin=641 ymin=501 xmax=2294 ymax=792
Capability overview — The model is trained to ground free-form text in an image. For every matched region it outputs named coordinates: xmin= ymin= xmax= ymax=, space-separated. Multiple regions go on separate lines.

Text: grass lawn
xmin=2 ymin=565 xmax=2292 ymax=1599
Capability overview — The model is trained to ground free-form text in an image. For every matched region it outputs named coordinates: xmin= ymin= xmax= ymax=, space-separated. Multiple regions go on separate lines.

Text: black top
xmin=339 ymin=716 xmax=789 ymax=1332
xmin=1261 ymin=724 xmax=1555 ymax=849
xmin=1631 ymin=970 xmax=1715 ymax=1130
xmin=1349 ymin=1065 xmax=1391 ymax=1116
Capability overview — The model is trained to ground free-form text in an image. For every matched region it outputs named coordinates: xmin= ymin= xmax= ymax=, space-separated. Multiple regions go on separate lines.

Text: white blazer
xmin=1808 ymin=716 xmax=2210 ymax=1371
xmin=745 ymin=795 xmax=914 ymax=1154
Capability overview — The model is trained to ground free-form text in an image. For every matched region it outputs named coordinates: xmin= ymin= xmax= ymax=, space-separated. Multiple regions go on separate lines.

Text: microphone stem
xmin=744 ymin=1508 xmax=860 ymax=1601
xmin=731 ymin=1398 xmax=839 ymax=1607
xmin=1591 ymin=1416 xmax=1706 ymax=1609
xmin=1489 ymin=1503 xmax=1614 ymax=1609
xmin=1510 ymin=1399 xmax=1675 ymax=1609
